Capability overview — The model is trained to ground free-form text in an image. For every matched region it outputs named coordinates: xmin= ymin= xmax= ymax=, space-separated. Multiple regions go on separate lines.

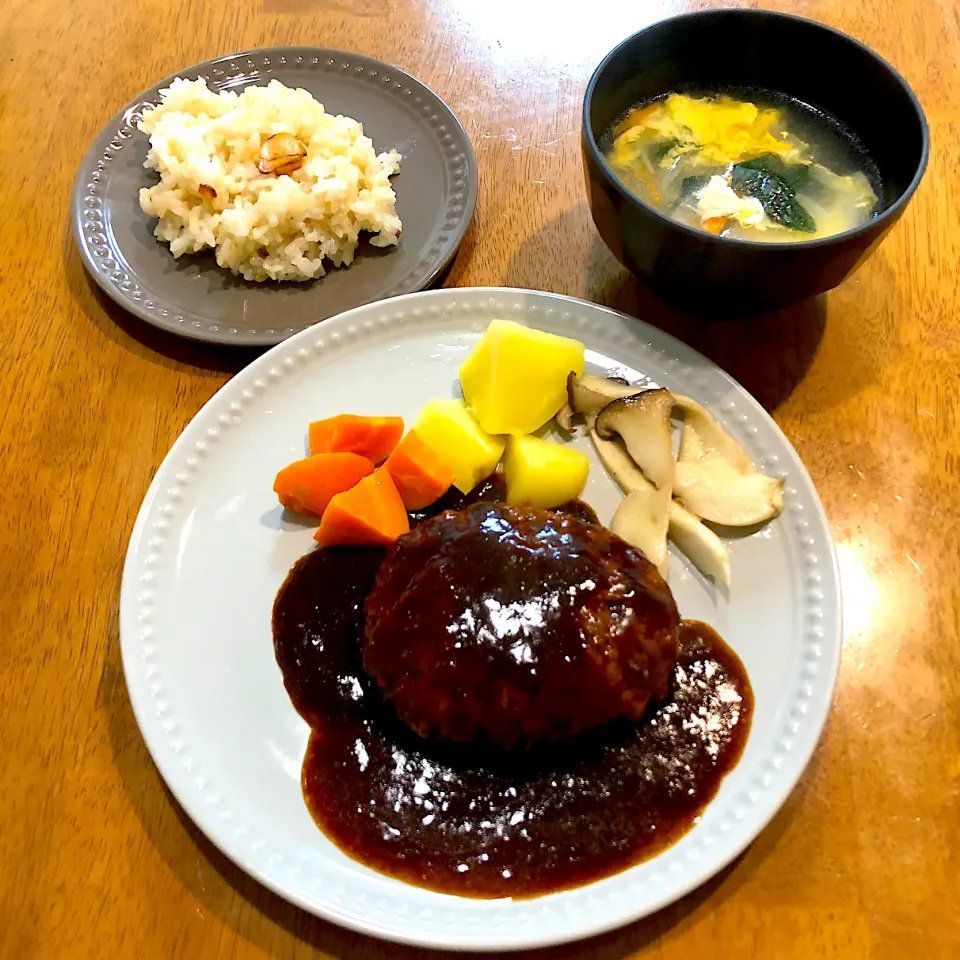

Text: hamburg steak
xmin=363 ymin=502 xmax=680 ymax=748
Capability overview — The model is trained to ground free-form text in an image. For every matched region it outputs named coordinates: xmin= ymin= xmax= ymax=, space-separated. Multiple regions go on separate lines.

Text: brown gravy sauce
xmin=272 ymin=489 xmax=753 ymax=898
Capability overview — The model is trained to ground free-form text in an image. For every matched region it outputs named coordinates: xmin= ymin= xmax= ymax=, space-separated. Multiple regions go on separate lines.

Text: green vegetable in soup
xmin=650 ymin=139 xmax=679 ymax=163
xmin=680 ymin=175 xmax=710 ymax=199
xmin=736 ymin=153 xmax=811 ymax=191
xmin=731 ymin=156 xmax=816 ymax=232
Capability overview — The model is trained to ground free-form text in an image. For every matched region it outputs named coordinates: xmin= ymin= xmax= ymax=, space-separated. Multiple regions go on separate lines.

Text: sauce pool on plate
xmin=272 ymin=493 xmax=754 ymax=898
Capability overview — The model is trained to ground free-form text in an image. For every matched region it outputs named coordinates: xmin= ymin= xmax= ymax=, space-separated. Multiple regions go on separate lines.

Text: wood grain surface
xmin=1 ymin=0 xmax=958 ymax=957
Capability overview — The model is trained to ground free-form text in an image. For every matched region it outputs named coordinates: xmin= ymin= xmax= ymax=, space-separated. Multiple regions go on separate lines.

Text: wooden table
xmin=2 ymin=0 xmax=958 ymax=956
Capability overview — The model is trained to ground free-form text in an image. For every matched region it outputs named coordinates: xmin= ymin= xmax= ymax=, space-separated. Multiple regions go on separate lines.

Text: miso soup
xmin=603 ymin=90 xmax=880 ymax=242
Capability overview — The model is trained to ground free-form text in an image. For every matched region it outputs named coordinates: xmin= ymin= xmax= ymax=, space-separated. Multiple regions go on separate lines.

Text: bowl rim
xmin=581 ymin=8 xmax=930 ymax=252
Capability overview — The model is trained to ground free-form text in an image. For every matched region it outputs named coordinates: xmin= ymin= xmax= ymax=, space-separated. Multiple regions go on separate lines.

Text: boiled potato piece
xmin=459 ymin=319 xmax=585 ymax=435
xmin=503 ymin=435 xmax=589 ymax=508
xmin=413 ymin=399 xmax=505 ymax=494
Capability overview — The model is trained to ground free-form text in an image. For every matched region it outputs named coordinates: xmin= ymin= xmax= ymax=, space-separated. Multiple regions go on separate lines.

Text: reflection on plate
xmin=120 ymin=287 xmax=840 ymax=950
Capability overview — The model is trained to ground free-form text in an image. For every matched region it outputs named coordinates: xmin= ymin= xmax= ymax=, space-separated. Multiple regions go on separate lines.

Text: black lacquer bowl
xmin=582 ymin=10 xmax=929 ymax=314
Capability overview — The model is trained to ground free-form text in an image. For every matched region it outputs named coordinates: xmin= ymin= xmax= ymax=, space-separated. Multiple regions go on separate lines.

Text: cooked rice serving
xmin=137 ymin=78 xmax=402 ymax=282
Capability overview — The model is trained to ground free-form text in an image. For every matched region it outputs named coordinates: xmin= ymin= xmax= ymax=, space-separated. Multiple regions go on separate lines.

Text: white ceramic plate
xmin=120 ymin=288 xmax=841 ymax=951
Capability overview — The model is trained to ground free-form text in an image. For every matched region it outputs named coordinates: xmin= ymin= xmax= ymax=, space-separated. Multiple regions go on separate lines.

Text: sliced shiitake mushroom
xmin=571 ymin=373 xmax=779 ymax=580
xmin=554 ymin=374 xmax=578 ymax=432
xmin=674 ymin=421 xmax=783 ymax=526
xmin=674 ymin=394 xmax=753 ymax=472
xmin=589 ymin=426 xmax=670 ymax=575
xmin=258 ymin=133 xmax=307 ymax=176
xmin=666 ymin=501 xmax=731 ymax=586
xmin=588 ymin=423 xmax=649 ymax=494
xmin=674 ymin=457 xmax=784 ymax=527
xmin=554 ymin=403 xmax=575 ymax=433
xmin=587 ymin=423 xmax=731 ymax=584
xmin=611 ymin=485 xmax=670 ymax=578
xmin=564 ymin=373 xmax=642 ymax=422
xmin=673 ymin=399 xmax=783 ymax=526
xmin=593 ymin=388 xmax=674 ymax=491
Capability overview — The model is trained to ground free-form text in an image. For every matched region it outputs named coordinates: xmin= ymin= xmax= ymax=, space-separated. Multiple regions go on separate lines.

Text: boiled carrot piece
xmin=273 ymin=452 xmax=374 ymax=517
xmin=308 ymin=414 xmax=404 ymax=464
xmin=314 ymin=469 xmax=410 ymax=547
xmin=384 ymin=430 xmax=455 ymax=510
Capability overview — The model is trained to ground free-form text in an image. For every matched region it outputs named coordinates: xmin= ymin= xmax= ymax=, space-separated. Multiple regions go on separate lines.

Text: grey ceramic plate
xmin=71 ymin=48 xmax=478 ymax=346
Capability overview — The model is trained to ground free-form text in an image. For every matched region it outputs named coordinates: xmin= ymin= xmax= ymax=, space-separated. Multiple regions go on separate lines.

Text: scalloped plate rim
xmin=71 ymin=46 xmax=478 ymax=346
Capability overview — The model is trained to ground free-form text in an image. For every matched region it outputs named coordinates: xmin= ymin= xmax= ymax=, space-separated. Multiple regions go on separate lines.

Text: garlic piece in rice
xmin=258 ymin=133 xmax=307 ymax=176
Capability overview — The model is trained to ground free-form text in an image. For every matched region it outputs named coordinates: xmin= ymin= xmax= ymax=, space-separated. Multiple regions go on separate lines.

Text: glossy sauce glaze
xmin=272 ymin=494 xmax=753 ymax=898
xmin=363 ymin=501 xmax=679 ymax=748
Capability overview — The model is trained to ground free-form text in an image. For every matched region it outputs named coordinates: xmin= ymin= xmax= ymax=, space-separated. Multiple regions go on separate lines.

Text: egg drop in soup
xmin=604 ymin=92 xmax=880 ymax=242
